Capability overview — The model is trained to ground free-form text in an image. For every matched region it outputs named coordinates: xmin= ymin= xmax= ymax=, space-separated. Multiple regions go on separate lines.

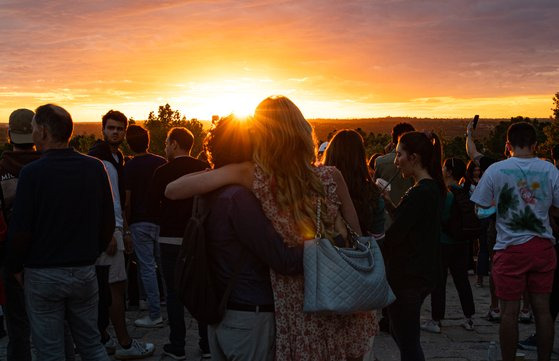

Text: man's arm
xmin=146 ymin=170 xmax=163 ymax=224
xmin=229 ymin=188 xmax=303 ymax=275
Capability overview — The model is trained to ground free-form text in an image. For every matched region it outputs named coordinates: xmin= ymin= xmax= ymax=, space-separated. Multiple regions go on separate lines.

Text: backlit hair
xmin=252 ymin=96 xmax=331 ymax=241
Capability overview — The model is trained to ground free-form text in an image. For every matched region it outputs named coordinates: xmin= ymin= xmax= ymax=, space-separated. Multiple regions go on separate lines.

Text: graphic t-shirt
xmin=471 ymin=157 xmax=559 ymax=250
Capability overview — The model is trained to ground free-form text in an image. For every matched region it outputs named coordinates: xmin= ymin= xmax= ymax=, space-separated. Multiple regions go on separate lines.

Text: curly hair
xmin=203 ymin=115 xmax=253 ymax=169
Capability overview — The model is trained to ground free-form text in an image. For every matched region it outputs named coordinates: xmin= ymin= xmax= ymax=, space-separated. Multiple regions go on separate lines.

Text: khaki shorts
xmin=96 ymin=229 xmax=127 ymax=284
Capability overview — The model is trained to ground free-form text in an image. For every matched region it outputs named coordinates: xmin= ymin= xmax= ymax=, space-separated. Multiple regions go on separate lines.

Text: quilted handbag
xmin=303 ymin=199 xmax=396 ymax=313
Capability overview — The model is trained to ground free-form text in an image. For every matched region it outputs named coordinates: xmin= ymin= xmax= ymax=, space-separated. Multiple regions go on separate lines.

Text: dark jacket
xmin=147 ymin=156 xmax=208 ymax=237
xmin=0 ymin=150 xmax=42 ymax=217
xmin=206 ymin=185 xmax=303 ymax=306
xmin=5 ymin=148 xmax=115 ymax=272
xmin=88 ymin=140 xmax=125 ymax=206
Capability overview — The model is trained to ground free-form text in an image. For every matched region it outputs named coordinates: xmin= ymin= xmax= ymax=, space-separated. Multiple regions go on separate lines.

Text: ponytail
xmin=428 ymin=133 xmax=446 ymax=195
xmin=398 ymin=131 xmax=446 ymax=195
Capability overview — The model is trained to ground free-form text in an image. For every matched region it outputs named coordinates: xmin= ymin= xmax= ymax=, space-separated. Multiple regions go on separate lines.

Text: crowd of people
xmin=0 ymin=96 xmax=557 ymax=361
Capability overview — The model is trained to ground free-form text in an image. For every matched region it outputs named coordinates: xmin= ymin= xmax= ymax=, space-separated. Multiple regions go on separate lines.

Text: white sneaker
xmin=134 ymin=315 xmax=163 ymax=328
xmin=114 ymin=339 xmax=155 ymax=360
xmin=462 ymin=317 xmax=474 ymax=331
xmin=420 ymin=319 xmax=441 ymax=333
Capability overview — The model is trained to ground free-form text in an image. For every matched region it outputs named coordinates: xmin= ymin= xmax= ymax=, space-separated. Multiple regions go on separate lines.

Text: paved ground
xmin=1 ymin=274 xmax=558 ymax=360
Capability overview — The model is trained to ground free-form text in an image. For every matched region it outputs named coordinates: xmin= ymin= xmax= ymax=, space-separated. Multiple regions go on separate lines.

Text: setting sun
xmin=173 ymin=78 xmax=276 ymax=119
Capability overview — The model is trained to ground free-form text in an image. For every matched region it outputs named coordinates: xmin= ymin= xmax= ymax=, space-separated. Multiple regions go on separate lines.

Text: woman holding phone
xmin=382 ymin=131 xmax=445 ymax=361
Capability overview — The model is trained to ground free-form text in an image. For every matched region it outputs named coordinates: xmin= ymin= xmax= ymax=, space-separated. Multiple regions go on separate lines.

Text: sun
xmin=180 ymin=78 xmax=277 ymax=119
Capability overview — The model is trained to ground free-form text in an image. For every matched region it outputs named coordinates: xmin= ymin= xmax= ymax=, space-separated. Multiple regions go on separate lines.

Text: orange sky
xmin=1 ymin=0 xmax=558 ymax=122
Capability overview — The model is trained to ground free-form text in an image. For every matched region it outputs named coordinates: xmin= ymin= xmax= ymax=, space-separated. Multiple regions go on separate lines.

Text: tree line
xmin=5 ymin=92 xmax=559 ymax=162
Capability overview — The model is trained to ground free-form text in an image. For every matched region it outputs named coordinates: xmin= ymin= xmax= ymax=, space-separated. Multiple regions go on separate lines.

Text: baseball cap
xmin=318 ymin=141 xmax=329 ymax=153
xmin=8 ymin=108 xmax=34 ymax=144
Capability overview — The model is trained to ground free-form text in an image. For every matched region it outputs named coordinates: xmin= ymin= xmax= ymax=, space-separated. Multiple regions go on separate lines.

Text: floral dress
xmin=252 ymin=164 xmax=378 ymax=361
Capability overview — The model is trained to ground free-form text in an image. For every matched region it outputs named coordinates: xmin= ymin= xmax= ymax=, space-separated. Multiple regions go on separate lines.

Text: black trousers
xmin=431 ymin=242 xmax=475 ymax=321
xmin=160 ymin=243 xmax=209 ymax=352
xmin=388 ymin=286 xmax=431 ymax=361
xmin=95 ymin=265 xmax=111 ymax=337
xmin=3 ymin=270 xmax=32 ymax=361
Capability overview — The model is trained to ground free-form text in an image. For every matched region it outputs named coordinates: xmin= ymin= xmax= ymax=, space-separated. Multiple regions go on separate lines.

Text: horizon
xmin=1 ymin=1 xmax=558 ymax=122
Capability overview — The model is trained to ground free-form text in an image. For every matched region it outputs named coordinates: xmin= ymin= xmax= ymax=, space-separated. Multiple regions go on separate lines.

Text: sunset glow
xmin=1 ymin=1 xmax=557 ymax=122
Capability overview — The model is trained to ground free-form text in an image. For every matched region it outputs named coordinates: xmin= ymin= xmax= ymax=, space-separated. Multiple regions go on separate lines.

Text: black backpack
xmin=174 ymin=195 xmax=244 ymax=324
xmin=443 ymin=186 xmax=483 ymax=242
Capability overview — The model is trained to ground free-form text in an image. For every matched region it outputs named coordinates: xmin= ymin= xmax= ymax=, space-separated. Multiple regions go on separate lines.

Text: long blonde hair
xmin=252 ymin=96 xmax=330 ymax=240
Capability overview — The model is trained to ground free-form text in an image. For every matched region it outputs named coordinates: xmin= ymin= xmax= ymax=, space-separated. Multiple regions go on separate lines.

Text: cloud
xmin=0 ymin=0 xmax=557 ymax=121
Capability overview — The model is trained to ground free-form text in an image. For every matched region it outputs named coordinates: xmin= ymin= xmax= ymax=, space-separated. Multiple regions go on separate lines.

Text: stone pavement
xmin=1 ymin=274 xmax=558 ymax=360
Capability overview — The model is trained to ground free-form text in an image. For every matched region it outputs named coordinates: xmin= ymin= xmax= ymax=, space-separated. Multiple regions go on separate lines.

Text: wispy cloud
xmin=0 ymin=0 xmax=557 ymax=121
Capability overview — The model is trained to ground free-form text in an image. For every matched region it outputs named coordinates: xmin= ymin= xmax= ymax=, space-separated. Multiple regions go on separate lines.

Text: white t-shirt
xmin=471 ymin=157 xmax=559 ymax=250
xmin=102 ymin=160 xmax=125 ymax=251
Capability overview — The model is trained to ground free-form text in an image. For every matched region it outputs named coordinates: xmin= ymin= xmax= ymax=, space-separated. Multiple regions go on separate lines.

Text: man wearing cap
xmin=0 ymin=108 xmax=41 ymax=361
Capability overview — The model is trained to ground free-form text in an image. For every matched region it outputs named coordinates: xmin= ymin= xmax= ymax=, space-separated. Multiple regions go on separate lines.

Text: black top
xmin=123 ymin=153 xmax=167 ymax=224
xmin=147 ymin=156 xmax=208 ymax=237
xmin=206 ymin=185 xmax=303 ymax=305
xmin=5 ymin=148 xmax=115 ymax=272
xmin=384 ymin=179 xmax=443 ymax=292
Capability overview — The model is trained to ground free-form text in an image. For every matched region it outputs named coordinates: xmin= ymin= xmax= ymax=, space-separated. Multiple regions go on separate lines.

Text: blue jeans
xmin=130 ymin=222 xmax=161 ymax=319
xmin=24 ymin=266 xmax=109 ymax=361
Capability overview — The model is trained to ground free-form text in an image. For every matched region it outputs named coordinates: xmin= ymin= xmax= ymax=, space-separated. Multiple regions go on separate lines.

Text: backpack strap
xmin=0 ymin=182 xmax=7 ymax=222
xmin=217 ymin=249 xmax=247 ymax=317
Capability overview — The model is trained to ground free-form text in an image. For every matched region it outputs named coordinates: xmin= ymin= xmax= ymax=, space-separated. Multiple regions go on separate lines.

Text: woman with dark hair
xmin=461 ymin=160 xmax=481 ymax=196
xmin=461 ymin=160 xmax=490 ymax=288
xmin=382 ymin=131 xmax=445 ymax=361
xmin=421 ymin=157 xmax=476 ymax=334
xmin=323 ymin=130 xmax=385 ymax=240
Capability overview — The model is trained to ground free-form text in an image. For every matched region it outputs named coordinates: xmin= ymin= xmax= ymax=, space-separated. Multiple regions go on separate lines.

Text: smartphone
xmin=472 ymin=114 xmax=479 ymax=130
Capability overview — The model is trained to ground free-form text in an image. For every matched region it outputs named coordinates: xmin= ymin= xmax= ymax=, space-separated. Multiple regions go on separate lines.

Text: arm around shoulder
xmin=165 ymin=162 xmax=254 ymax=200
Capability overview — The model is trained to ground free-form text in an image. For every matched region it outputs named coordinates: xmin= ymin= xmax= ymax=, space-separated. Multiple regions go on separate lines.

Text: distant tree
xmin=542 ymin=92 xmax=559 ymax=157
xmin=144 ymin=104 xmax=207 ymax=156
xmin=363 ymin=132 xmax=391 ymax=156
xmin=442 ymin=136 xmax=468 ymax=161
xmin=483 ymin=116 xmax=548 ymax=159
xmin=69 ymin=134 xmax=97 ymax=154
xmin=552 ymin=92 xmax=559 ymax=120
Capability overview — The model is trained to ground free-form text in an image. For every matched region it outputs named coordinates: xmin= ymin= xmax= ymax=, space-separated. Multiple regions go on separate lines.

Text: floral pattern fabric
xmin=252 ymin=164 xmax=378 ymax=361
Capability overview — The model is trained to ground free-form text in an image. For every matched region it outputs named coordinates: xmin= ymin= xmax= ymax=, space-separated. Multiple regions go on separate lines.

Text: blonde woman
xmin=166 ymin=96 xmax=378 ymax=361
